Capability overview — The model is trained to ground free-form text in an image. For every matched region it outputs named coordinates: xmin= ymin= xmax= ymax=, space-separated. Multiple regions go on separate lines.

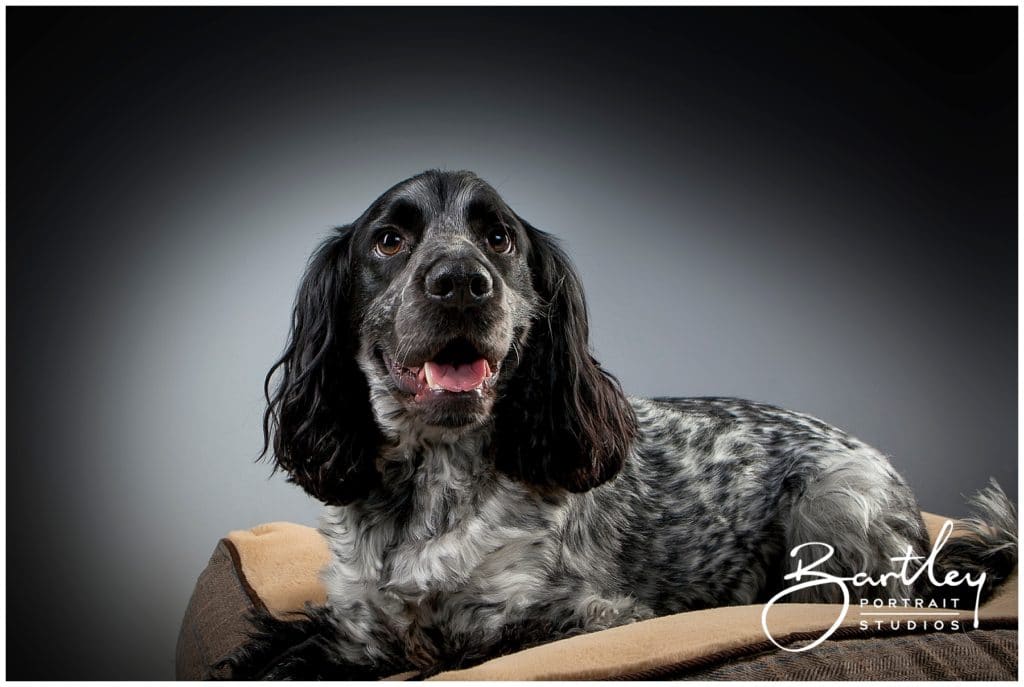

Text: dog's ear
xmin=493 ymin=220 xmax=638 ymax=492
xmin=261 ymin=228 xmax=382 ymax=505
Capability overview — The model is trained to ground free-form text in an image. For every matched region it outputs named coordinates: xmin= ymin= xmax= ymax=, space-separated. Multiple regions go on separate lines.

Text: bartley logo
xmin=761 ymin=520 xmax=985 ymax=653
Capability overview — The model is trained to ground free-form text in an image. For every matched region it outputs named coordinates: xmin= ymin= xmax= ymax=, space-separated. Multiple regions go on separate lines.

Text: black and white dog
xmin=223 ymin=170 xmax=1016 ymax=679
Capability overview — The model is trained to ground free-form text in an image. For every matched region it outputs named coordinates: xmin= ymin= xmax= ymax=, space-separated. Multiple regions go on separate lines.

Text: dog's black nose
xmin=424 ymin=258 xmax=494 ymax=308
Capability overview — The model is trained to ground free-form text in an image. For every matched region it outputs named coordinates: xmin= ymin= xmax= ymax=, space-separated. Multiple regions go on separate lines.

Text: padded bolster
xmin=175 ymin=539 xmax=257 ymax=680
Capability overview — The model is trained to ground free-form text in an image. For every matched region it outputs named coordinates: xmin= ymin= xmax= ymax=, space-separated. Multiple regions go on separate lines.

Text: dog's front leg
xmin=410 ymin=590 xmax=656 ymax=677
xmin=215 ymin=600 xmax=412 ymax=680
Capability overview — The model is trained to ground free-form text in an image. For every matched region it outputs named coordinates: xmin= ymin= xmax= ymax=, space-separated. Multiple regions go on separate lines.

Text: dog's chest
xmin=326 ymin=442 xmax=556 ymax=610
xmin=380 ymin=472 xmax=549 ymax=601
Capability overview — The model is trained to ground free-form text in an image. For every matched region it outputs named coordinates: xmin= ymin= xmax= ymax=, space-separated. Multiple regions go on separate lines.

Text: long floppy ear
xmin=261 ymin=228 xmax=382 ymax=505
xmin=493 ymin=220 xmax=638 ymax=492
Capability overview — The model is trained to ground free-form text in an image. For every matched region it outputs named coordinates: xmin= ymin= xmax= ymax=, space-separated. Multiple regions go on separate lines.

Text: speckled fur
xmin=220 ymin=171 xmax=1016 ymax=680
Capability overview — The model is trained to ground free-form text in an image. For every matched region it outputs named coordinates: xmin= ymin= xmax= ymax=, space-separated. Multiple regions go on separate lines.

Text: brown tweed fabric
xmin=175 ymin=540 xmax=256 ymax=680
xmin=679 ymin=628 xmax=1018 ymax=681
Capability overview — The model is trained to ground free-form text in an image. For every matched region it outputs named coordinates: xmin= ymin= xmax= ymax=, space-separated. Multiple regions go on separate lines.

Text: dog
xmin=221 ymin=170 xmax=1017 ymax=679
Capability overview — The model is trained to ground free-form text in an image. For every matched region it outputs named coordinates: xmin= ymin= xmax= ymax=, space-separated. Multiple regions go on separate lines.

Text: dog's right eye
xmin=375 ymin=230 xmax=404 ymax=257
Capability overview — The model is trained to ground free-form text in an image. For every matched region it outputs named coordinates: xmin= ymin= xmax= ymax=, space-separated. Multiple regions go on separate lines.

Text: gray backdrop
xmin=8 ymin=8 xmax=1016 ymax=680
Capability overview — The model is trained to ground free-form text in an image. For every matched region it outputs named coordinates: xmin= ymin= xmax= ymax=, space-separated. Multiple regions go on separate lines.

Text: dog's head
xmin=264 ymin=170 xmax=637 ymax=504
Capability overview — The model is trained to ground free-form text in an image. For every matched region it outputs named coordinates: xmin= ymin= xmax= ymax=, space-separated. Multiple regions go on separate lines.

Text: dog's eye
xmin=486 ymin=229 xmax=513 ymax=254
xmin=375 ymin=230 xmax=404 ymax=257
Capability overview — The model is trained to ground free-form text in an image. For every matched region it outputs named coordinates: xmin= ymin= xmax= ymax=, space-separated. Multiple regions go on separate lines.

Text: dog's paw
xmin=210 ymin=605 xmax=363 ymax=680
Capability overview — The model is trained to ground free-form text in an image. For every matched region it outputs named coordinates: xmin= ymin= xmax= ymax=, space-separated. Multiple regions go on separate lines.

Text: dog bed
xmin=176 ymin=513 xmax=1017 ymax=680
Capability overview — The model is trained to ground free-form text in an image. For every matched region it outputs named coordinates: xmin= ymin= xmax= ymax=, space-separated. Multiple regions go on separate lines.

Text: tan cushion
xmin=225 ymin=521 xmax=330 ymax=619
xmin=177 ymin=511 xmax=1017 ymax=680
xmin=432 ymin=569 xmax=1017 ymax=680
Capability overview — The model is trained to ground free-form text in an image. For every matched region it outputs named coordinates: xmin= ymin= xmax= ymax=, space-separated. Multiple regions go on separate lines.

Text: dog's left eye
xmin=486 ymin=229 xmax=513 ymax=254
xmin=375 ymin=230 xmax=405 ymax=257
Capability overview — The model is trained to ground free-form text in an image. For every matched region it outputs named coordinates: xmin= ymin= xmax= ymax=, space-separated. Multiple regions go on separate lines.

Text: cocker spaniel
xmin=222 ymin=170 xmax=1016 ymax=679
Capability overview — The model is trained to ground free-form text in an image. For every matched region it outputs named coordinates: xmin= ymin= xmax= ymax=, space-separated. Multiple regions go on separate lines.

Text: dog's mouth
xmin=381 ymin=338 xmax=501 ymax=401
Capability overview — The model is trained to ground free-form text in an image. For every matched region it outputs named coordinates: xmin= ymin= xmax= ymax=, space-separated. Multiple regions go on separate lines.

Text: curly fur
xmin=222 ymin=170 xmax=1017 ymax=680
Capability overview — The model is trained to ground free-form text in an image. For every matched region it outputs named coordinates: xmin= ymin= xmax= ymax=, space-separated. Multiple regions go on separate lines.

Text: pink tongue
xmin=423 ymin=359 xmax=491 ymax=392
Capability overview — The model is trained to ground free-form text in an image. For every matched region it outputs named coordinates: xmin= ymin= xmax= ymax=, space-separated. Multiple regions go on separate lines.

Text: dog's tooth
xmin=424 ymin=361 xmax=440 ymax=390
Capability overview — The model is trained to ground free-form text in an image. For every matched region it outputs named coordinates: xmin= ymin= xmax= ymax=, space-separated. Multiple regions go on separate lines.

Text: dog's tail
xmin=921 ymin=480 xmax=1017 ymax=615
